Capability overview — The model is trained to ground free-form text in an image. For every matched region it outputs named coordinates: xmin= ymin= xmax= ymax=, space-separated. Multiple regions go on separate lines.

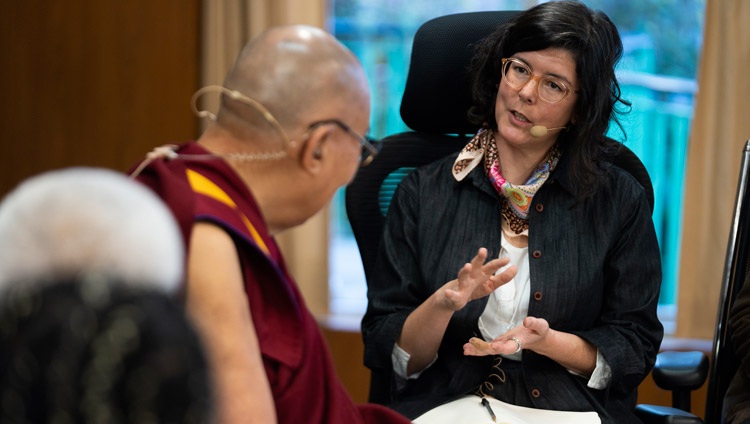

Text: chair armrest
xmin=634 ymin=404 xmax=703 ymax=424
xmin=652 ymin=351 xmax=709 ymax=391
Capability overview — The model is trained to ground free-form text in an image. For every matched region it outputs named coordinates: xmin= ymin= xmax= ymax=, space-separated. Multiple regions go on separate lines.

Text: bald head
xmin=216 ymin=25 xmax=369 ymax=144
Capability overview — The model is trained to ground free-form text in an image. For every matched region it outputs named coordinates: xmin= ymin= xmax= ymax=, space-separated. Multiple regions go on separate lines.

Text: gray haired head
xmin=0 ymin=167 xmax=184 ymax=298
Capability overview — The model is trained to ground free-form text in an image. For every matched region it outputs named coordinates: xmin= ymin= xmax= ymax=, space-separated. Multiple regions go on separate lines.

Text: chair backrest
xmin=346 ymin=11 xmax=520 ymax=286
xmin=705 ymin=139 xmax=750 ymax=421
xmin=344 ymin=10 xmax=655 ymax=403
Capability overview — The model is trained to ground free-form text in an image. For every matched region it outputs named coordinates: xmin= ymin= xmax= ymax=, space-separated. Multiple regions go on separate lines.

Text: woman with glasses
xmin=362 ymin=2 xmax=663 ymax=423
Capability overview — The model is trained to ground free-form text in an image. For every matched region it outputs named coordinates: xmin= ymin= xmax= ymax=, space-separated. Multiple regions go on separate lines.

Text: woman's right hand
xmin=439 ymin=247 xmax=517 ymax=311
xmin=398 ymin=248 xmax=517 ymax=375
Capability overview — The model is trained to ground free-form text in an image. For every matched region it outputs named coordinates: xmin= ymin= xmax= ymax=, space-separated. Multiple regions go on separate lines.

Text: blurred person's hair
xmin=0 ymin=167 xmax=184 ymax=298
xmin=0 ymin=275 xmax=212 ymax=423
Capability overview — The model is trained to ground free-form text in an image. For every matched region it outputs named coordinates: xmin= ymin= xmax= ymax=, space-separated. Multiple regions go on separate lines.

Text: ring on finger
xmin=510 ymin=337 xmax=522 ymax=354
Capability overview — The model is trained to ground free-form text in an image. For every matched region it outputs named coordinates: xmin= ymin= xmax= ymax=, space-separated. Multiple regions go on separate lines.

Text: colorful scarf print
xmin=452 ymin=129 xmax=561 ymax=234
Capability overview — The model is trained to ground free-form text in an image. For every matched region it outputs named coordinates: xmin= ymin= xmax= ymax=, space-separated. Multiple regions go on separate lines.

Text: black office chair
xmin=635 ymin=140 xmax=750 ymax=424
xmin=345 ymin=10 xmax=655 ymax=404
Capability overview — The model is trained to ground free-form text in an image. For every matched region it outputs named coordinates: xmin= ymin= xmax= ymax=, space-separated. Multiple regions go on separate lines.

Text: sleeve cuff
xmin=586 ymin=349 xmax=612 ymax=390
xmin=391 ymin=342 xmax=438 ymax=390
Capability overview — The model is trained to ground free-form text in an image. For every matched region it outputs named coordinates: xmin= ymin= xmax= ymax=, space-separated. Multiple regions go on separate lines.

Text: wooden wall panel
xmin=0 ymin=0 xmax=200 ymax=196
xmin=320 ymin=325 xmax=371 ymax=404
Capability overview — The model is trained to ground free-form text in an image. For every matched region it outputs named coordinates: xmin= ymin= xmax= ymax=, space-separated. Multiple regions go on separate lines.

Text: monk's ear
xmin=298 ymin=125 xmax=330 ymax=174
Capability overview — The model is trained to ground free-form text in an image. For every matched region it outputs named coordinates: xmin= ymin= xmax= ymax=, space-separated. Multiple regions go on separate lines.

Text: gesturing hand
xmin=439 ymin=247 xmax=517 ymax=311
xmin=463 ymin=316 xmax=551 ymax=356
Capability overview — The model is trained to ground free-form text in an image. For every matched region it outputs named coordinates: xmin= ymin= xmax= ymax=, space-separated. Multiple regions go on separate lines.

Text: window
xmin=328 ymin=0 xmax=705 ymax=334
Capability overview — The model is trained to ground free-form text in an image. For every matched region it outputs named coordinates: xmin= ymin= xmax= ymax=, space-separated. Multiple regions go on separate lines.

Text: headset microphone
xmin=529 ymin=125 xmax=567 ymax=138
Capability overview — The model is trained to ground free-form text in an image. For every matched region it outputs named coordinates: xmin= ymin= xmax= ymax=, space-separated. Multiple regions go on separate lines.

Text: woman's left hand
xmin=463 ymin=316 xmax=550 ymax=356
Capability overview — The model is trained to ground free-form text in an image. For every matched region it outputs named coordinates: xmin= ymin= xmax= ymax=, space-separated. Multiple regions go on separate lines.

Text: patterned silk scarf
xmin=452 ymin=129 xmax=561 ymax=234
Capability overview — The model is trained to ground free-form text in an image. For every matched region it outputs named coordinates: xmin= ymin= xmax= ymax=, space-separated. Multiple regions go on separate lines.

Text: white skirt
xmin=412 ymin=395 xmax=601 ymax=424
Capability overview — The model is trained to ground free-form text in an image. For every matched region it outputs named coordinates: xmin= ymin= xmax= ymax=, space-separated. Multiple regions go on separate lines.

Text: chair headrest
xmin=400 ymin=11 xmax=520 ymax=136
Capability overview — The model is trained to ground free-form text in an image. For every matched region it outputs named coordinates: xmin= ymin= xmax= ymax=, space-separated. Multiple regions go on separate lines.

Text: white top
xmin=478 ymin=235 xmax=530 ymax=361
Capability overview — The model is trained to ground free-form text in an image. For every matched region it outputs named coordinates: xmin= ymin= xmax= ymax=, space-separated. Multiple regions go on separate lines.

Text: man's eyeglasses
xmin=307 ymin=119 xmax=380 ymax=167
xmin=500 ymin=58 xmax=577 ymax=104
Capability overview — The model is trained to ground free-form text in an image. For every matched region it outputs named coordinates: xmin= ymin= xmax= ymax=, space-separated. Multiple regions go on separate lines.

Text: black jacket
xmin=362 ymin=147 xmax=663 ymax=423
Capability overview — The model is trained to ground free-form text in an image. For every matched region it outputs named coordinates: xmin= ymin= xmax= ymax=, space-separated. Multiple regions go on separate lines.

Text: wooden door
xmin=0 ymin=0 xmax=200 ymax=196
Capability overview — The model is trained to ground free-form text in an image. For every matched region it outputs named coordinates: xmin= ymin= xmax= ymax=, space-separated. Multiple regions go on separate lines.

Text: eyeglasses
xmin=500 ymin=58 xmax=577 ymax=104
xmin=307 ymin=119 xmax=380 ymax=167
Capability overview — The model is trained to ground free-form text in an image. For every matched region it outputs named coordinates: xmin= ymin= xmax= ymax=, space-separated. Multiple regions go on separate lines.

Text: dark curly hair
xmin=0 ymin=277 xmax=213 ymax=423
xmin=468 ymin=1 xmax=630 ymax=196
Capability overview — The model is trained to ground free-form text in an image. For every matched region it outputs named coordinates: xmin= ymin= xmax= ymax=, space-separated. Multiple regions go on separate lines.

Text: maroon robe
xmin=133 ymin=142 xmax=410 ymax=424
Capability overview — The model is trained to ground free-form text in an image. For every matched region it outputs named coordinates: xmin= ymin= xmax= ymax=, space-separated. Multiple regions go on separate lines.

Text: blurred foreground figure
xmin=0 ymin=167 xmax=184 ymax=298
xmin=0 ymin=277 xmax=212 ymax=423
